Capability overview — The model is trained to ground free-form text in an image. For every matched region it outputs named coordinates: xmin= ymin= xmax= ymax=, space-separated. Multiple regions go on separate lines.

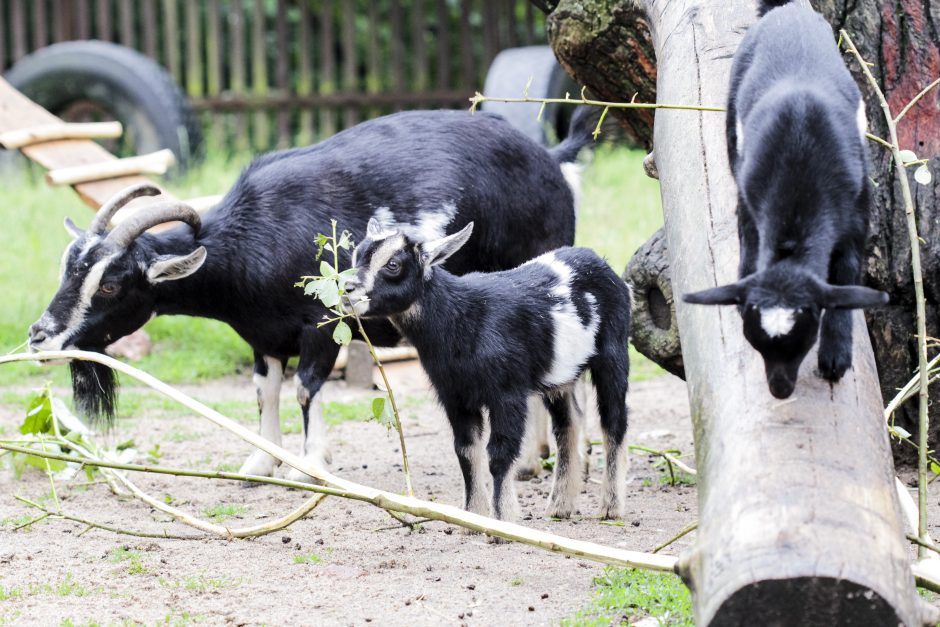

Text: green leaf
xmin=915 ymin=164 xmax=933 ymax=186
xmin=20 ymin=391 xmax=53 ymax=435
xmin=319 ymin=281 xmax=340 ymax=308
xmin=337 ymin=267 xmax=358 ymax=291
xmin=332 ymin=320 xmax=352 ymax=345
xmin=379 ymin=403 xmax=396 ymax=429
xmin=23 ymin=453 xmax=66 ymax=473
xmin=899 ymin=149 xmax=919 ymax=164
xmin=304 ymin=278 xmax=327 ymax=297
xmin=320 ymin=260 xmax=335 ymax=278
xmin=893 ymin=425 xmax=912 ymax=439
xmin=371 ymin=397 xmax=386 ymax=420
xmin=338 ymin=231 xmax=353 ymax=250
xmin=931 ymin=462 xmax=940 ymax=475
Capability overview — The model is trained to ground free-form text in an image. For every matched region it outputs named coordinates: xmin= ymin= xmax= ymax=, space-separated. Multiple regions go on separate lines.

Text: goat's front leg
xmin=737 ymin=196 xmax=759 ymax=280
xmin=239 ymin=353 xmax=285 ymax=479
xmin=818 ymin=240 xmax=862 ymax=382
xmin=448 ymin=405 xmax=488 ymax=522
xmin=487 ymin=396 xmax=527 ymax=525
xmin=285 ymin=330 xmax=339 ymax=484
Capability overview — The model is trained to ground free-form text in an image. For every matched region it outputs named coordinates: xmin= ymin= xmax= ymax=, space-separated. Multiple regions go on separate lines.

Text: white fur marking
xmin=239 ymin=356 xmax=284 ymax=477
xmin=547 ymin=392 xmax=586 ymax=518
xmin=532 ymin=253 xmax=599 ymax=387
xmin=41 ymin=252 xmax=118 ymax=351
xmin=286 ymin=388 xmax=331 ymax=484
xmin=736 ymin=118 xmax=745 ymax=153
xmin=460 ymin=429 xmax=490 ymax=517
xmin=761 ymin=307 xmax=796 ymax=337
xmin=857 ymin=100 xmax=868 ymax=140
xmin=560 ymin=162 xmax=584 ymax=217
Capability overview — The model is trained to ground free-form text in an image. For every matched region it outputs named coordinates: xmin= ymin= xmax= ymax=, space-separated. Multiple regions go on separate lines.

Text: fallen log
xmin=639 ymin=0 xmax=930 ymax=623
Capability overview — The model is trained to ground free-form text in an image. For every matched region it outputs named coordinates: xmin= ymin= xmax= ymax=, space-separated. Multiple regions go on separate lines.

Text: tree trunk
xmin=548 ymin=0 xmax=934 ymax=622
xmin=550 ymin=0 xmax=940 ymax=456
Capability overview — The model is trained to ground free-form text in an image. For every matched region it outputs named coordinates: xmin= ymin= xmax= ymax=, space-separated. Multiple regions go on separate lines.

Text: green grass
xmin=109 ymin=547 xmax=148 ymax=575
xmin=0 ymin=573 xmax=98 ymax=601
xmin=292 ymin=552 xmax=322 ymax=564
xmin=0 ymin=144 xmax=663 ymax=390
xmin=201 ymin=503 xmax=248 ymax=521
xmin=159 ymin=574 xmax=242 ymax=592
xmin=563 ymin=567 xmax=693 ymax=627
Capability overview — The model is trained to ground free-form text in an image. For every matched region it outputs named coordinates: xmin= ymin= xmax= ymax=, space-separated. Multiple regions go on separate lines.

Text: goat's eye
xmin=98 ymin=282 xmax=119 ymax=296
xmin=385 ymin=259 xmax=401 ymax=274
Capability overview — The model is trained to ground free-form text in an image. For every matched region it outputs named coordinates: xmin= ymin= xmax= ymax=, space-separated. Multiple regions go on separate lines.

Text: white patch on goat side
xmin=736 ymin=118 xmax=745 ymax=154
xmin=42 ymin=252 xmax=118 ymax=351
xmin=239 ymin=356 xmax=284 ymax=477
xmin=856 ymin=100 xmax=868 ymax=140
xmin=412 ymin=202 xmax=457 ymax=241
xmin=560 ymin=162 xmax=584 ymax=217
xmin=534 ymin=253 xmax=599 ymax=387
xmin=760 ymin=307 xmax=796 ymax=338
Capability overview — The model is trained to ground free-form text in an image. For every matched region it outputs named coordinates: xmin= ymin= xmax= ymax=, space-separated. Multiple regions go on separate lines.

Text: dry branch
xmin=0 ymin=121 xmax=123 ymax=149
xmin=45 ymin=149 xmax=176 ymax=186
xmin=0 ymin=350 xmax=677 ymax=573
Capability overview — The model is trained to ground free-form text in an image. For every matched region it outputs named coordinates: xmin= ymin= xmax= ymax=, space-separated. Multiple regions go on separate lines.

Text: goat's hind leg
xmin=591 ymin=361 xmax=628 ymax=520
xmin=515 ymin=394 xmax=550 ymax=480
xmin=486 ymin=396 xmax=527 ymax=525
xmin=239 ymin=353 xmax=285 ymax=480
xmin=818 ymin=240 xmax=863 ymax=382
xmin=286 ymin=328 xmax=339 ymax=484
xmin=448 ymin=405 xmax=488 ymax=523
xmin=544 ymin=390 xmax=586 ymax=519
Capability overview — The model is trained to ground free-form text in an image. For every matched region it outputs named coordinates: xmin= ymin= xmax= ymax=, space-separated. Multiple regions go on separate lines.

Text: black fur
xmin=348 ymin=227 xmax=631 ymax=520
xmin=682 ymin=3 xmax=887 ymax=399
xmin=31 ymin=107 xmax=594 ymax=463
xmin=70 ymin=360 xmax=117 ymax=422
xmin=758 ymin=0 xmax=793 ymax=17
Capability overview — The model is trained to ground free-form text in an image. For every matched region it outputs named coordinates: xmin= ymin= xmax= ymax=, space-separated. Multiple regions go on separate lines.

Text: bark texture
xmin=545 ymin=0 xmax=657 ymax=147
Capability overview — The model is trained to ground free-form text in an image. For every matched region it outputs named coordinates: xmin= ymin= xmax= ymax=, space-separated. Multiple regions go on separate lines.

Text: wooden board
xmin=0 ymin=75 xmax=172 ymax=210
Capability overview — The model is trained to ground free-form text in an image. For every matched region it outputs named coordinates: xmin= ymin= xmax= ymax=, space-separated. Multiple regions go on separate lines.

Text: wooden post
xmin=642 ymin=0 xmax=933 ymax=624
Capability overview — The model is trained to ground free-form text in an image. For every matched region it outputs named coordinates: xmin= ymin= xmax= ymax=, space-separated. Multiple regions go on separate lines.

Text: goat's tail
xmin=550 ymin=105 xmax=602 ymax=164
xmin=758 ymin=0 xmax=794 ymax=17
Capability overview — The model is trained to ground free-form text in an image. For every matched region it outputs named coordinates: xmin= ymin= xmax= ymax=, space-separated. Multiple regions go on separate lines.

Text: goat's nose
xmin=28 ymin=323 xmax=49 ymax=344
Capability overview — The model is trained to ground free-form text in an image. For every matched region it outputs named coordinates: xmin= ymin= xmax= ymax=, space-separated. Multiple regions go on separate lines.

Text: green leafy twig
xmin=297 ymin=219 xmax=414 ymax=497
xmin=842 ymin=30 xmax=938 ymax=558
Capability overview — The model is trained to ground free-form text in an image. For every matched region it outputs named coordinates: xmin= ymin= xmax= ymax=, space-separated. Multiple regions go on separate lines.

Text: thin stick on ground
xmin=652 ymin=521 xmax=698 ymax=554
xmin=0 ymin=351 xmax=678 ymax=573
xmin=842 ymin=30 xmax=936 ymax=559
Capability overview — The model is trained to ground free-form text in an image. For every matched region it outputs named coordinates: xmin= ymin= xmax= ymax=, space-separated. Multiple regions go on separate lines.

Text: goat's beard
xmin=69 ymin=357 xmax=118 ymax=425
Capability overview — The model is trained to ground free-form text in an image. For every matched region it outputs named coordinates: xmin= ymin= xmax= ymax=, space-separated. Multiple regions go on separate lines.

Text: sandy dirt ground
xmin=0 ymin=362 xmax=937 ymax=626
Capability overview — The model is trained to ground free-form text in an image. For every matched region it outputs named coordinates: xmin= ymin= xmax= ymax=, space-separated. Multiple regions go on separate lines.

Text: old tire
xmin=481 ymin=45 xmax=577 ymax=146
xmin=5 ymin=40 xmax=202 ymax=172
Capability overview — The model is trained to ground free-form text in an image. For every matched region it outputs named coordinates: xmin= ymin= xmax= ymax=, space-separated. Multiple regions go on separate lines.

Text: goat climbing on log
xmin=682 ymin=0 xmax=888 ymax=398
xmin=27 ymin=107 xmax=598 ymax=483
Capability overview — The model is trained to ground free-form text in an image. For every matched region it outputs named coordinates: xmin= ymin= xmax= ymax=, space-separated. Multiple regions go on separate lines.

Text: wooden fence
xmin=0 ymin=1 xmax=547 ymax=152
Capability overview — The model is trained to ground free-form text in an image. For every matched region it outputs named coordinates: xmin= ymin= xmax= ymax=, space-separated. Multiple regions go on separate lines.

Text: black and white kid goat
xmin=683 ymin=0 xmax=888 ymax=399
xmin=28 ymin=108 xmax=597 ymax=482
xmin=345 ymin=220 xmax=632 ymax=520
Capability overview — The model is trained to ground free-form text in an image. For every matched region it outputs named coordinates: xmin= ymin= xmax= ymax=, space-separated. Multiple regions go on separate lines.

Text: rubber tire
xmin=481 ymin=45 xmax=578 ymax=146
xmin=4 ymin=40 xmax=202 ymax=172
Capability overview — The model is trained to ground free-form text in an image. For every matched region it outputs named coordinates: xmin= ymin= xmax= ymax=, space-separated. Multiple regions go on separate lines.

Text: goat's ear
xmin=682 ymin=282 xmax=745 ymax=306
xmin=821 ymin=284 xmax=889 ymax=309
xmin=146 ymin=246 xmax=207 ymax=284
xmin=421 ymin=222 xmax=474 ymax=268
xmin=63 ymin=217 xmax=83 ymax=240
xmin=366 ymin=217 xmax=385 ymax=239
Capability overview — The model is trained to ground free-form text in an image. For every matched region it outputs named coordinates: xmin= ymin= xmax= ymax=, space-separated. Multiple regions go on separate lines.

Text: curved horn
xmin=105 ymin=201 xmax=201 ymax=248
xmin=89 ymin=183 xmax=163 ymax=234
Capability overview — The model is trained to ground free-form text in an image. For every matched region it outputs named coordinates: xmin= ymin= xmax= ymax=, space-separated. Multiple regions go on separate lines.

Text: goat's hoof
xmin=487 ymin=534 xmax=509 ymax=545
xmin=284 ymin=465 xmax=326 ymax=486
xmin=599 ymin=504 xmax=624 ymax=521
xmin=817 ymin=353 xmax=851 ymax=382
xmin=515 ymin=465 xmax=542 ymax=481
xmin=546 ymin=503 xmax=573 ymax=519
xmin=238 ymin=451 xmax=280 ymax=478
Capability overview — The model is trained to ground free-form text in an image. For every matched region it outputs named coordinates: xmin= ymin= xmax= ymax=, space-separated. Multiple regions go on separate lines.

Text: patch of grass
xmin=3 ymin=573 xmax=98 ymax=600
xmin=510 ymin=576 xmax=524 ymax=587
xmin=293 ymin=552 xmax=322 ymax=564
xmin=0 ymin=586 xmax=22 ymax=601
xmin=201 ymin=503 xmax=248 ymax=521
xmin=563 ymin=567 xmax=693 ymax=627
xmin=109 ymin=547 xmax=149 ymax=575
xmin=155 ymin=612 xmax=207 ymax=627
xmin=324 ymin=399 xmax=376 ymax=426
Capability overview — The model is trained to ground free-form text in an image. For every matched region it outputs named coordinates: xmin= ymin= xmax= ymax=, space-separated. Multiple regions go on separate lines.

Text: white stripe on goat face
xmin=760 ymin=307 xmax=796 ymax=338
xmin=44 ymin=251 xmax=119 ymax=350
xmin=364 ymin=234 xmax=406 ymax=292
xmin=535 ymin=253 xmax=600 ymax=387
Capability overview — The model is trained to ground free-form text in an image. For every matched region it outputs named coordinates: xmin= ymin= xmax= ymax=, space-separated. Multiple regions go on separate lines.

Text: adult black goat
xmin=683 ymin=0 xmax=887 ymax=399
xmin=28 ymin=108 xmax=596 ymax=482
